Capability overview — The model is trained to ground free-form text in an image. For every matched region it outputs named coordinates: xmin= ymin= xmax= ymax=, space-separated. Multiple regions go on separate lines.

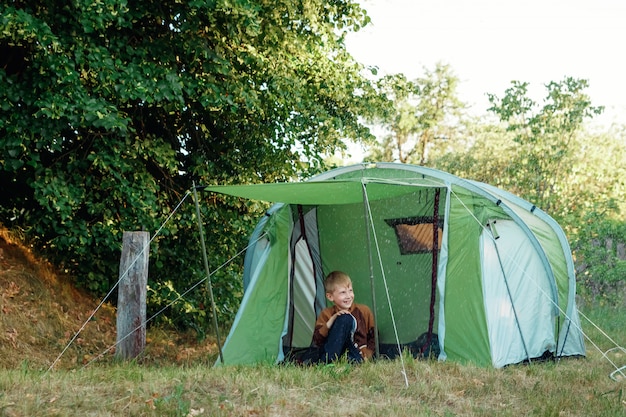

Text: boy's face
xmin=326 ymin=283 xmax=354 ymax=311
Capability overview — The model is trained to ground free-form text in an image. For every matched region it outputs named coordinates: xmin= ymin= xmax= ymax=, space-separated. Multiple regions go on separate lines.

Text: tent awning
xmin=201 ymin=179 xmax=446 ymax=205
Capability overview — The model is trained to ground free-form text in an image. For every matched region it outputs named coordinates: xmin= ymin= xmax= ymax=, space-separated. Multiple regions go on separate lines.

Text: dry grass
xmin=0 ymin=226 xmax=215 ymax=371
xmin=0 ymin=353 xmax=624 ymax=416
xmin=0 ymin=227 xmax=115 ymax=370
xmin=0 ymin=226 xmax=624 ymax=416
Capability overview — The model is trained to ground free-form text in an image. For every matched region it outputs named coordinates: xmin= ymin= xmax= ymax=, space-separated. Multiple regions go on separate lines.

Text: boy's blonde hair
xmin=324 ymin=271 xmax=352 ymax=293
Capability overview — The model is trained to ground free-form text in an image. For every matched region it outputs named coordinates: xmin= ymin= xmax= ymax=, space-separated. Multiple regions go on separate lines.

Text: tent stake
xmin=193 ymin=181 xmax=224 ymax=364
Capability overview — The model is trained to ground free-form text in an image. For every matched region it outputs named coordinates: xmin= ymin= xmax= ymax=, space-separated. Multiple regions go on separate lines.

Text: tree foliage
xmin=365 ymin=63 xmax=466 ymax=164
xmin=432 ymin=78 xmax=626 ymax=305
xmin=437 ymin=78 xmax=607 ymax=218
xmin=571 ymin=210 xmax=626 ymax=305
xmin=0 ymin=0 xmax=378 ymax=328
xmin=485 ymin=77 xmax=604 ymax=216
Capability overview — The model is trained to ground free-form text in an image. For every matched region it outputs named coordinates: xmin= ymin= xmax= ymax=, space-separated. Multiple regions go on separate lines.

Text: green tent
xmin=205 ymin=163 xmax=585 ymax=367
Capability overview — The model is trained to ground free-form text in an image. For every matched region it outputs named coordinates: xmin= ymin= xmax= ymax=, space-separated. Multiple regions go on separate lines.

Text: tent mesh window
xmin=385 ymin=217 xmax=444 ymax=255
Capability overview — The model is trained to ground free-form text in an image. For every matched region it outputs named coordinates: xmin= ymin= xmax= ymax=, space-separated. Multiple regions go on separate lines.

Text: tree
xmin=432 ymin=78 xmax=626 ymax=306
xmin=485 ymin=77 xmax=604 ymax=216
xmin=366 ymin=63 xmax=466 ymax=164
xmin=0 ymin=0 xmax=378 ymax=328
xmin=432 ymin=120 xmax=517 ymax=183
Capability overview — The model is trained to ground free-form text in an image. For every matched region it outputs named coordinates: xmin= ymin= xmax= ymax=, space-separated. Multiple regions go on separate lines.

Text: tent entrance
xmin=283 ymin=206 xmax=325 ymax=349
xmin=279 ymin=187 xmax=446 ymax=357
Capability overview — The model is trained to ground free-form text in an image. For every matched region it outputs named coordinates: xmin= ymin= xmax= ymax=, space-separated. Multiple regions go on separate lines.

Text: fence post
xmin=116 ymin=231 xmax=149 ymax=360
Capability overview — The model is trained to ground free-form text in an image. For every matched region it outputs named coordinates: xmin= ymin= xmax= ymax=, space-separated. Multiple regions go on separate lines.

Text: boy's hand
xmin=359 ymin=345 xmax=368 ymax=361
xmin=326 ymin=309 xmax=349 ymax=329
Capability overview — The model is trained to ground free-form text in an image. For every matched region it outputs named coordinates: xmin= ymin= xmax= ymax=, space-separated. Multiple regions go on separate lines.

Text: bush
xmin=570 ymin=211 xmax=626 ymax=306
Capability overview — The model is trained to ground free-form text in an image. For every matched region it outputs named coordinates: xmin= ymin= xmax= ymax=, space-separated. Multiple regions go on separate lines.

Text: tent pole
xmin=361 ymin=183 xmax=380 ymax=358
xmin=423 ymin=188 xmax=440 ymax=355
xmin=192 ymin=182 xmax=224 ymax=364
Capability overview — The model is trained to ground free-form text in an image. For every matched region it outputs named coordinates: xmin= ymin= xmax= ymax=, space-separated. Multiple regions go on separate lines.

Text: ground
xmin=0 ymin=227 xmax=218 ymax=370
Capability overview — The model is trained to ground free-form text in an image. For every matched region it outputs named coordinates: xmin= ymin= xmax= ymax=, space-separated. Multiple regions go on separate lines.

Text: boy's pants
xmin=321 ymin=314 xmax=363 ymax=363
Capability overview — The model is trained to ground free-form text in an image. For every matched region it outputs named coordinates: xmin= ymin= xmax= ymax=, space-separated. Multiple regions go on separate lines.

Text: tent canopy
xmin=203 ymin=178 xmax=445 ymax=205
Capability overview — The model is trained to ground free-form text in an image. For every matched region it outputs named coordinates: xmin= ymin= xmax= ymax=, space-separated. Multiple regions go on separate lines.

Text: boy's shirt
xmin=312 ymin=303 xmax=376 ymax=359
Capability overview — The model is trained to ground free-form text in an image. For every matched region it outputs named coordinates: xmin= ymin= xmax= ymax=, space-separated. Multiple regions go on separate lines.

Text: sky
xmin=345 ymin=0 xmax=626 ymax=126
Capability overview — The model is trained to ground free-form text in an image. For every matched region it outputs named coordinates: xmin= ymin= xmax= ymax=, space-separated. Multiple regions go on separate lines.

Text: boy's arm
xmin=364 ymin=306 xmax=376 ymax=358
xmin=312 ymin=308 xmax=332 ymax=347
xmin=364 ymin=326 xmax=376 ymax=357
xmin=353 ymin=304 xmax=376 ymax=359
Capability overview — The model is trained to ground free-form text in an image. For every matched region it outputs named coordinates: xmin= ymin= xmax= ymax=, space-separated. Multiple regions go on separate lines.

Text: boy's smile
xmin=326 ymin=283 xmax=354 ymax=310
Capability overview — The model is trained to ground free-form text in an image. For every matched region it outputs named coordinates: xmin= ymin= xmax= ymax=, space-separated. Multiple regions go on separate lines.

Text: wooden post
xmin=116 ymin=231 xmax=149 ymax=360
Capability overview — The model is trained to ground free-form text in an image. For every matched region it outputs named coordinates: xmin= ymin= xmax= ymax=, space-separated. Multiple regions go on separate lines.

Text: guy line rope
xmin=47 ymin=189 xmax=262 ymax=373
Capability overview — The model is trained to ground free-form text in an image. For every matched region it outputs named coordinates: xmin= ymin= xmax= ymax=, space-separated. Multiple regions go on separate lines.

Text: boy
xmin=312 ymin=271 xmax=376 ymax=363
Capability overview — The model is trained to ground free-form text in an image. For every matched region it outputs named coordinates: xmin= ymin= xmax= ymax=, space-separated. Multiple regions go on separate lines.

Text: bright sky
xmin=346 ymin=0 xmax=626 ymax=126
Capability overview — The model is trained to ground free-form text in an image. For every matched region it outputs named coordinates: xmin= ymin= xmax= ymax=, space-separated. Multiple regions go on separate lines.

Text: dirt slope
xmin=0 ymin=227 xmax=216 ymax=370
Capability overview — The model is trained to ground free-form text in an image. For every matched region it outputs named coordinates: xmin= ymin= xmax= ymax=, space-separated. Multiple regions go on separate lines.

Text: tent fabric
xmin=480 ymin=220 xmax=557 ymax=367
xmin=213 ymin=163 xmax=585 ymax=367
xmin=219 ymin=205 xmax=292 ymax=364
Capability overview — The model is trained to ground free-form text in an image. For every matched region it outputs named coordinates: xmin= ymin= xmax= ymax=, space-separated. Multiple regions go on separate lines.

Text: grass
xmin=1 ymin=226 xmax=625 ymax=416
xmin=2 ymin=322 xmax=626 ymax=417
xmin=0 ymin=349 xmax=624 ymax=416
